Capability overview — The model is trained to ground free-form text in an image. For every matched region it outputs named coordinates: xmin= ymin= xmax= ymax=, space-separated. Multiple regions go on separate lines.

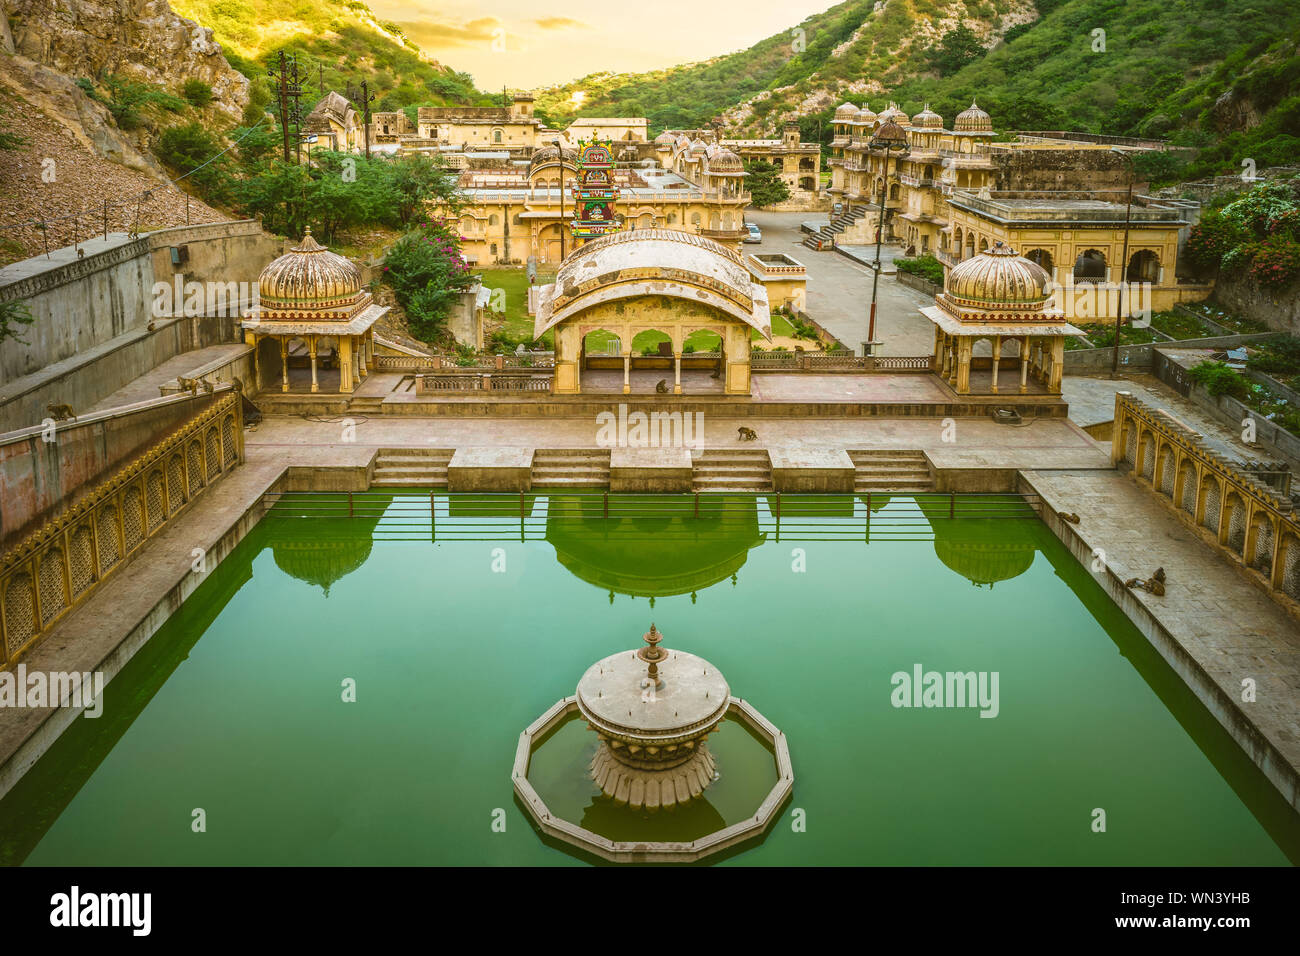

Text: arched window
xmin=492 ymin=128 xmax=503 ymax=144
xmin=488 ymin=214 xmax=499 ymax=226
xmin=691 ymin=212 xmax=701 ymax=225
xmin=1026 ymin=249 xmax=1054 ymax=274
xmin=1127 ymin=250 xmax=1160 ymax=283
xmin=1073 ymin=249 xmax=1107 ymax=282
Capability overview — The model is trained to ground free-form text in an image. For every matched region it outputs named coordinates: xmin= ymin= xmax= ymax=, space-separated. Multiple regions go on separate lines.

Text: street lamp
xmin=1110 ymin=146 xmax=1136 ymax=378
xmin=865 ymin=120 xmax=909 ymax=356
xmin=551 ymin=138 xmax=567 ymax=260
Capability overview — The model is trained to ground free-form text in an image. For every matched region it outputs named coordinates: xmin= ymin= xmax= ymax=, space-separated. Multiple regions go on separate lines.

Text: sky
xmin=364 ymin=0 xmax=837 ymax=91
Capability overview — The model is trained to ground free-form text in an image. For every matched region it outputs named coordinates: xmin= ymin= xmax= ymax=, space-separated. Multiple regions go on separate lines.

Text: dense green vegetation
xmin=1184 ymin=179 xmax=1300 ymax=288
xmin=744 ymin=160 xmax=791 ymax=207
xmin=174 ymin=0 xmax=493 ymax=116
xmin=535 ymin=0 xmax=1300 ymax=183
xmin=382 ymin=221 xmax=476 ymax=344
xmin=895 ymin=254 xmax=944 ymax=285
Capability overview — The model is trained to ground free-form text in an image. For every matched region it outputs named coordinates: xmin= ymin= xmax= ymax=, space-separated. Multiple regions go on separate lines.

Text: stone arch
xmin=167 ymin=453 xmax=186 ymax=508
xmin=187 ymin=439 xmax=204 ymax=492
xmin=123 ymin=488 xmax=145 ymax=552
xmin=205 ymin=426 xmax=221 ymax=481
xmin=146 ymin=470 xmax=166 ymax=531
xmin=581 ymin=328 xmax=621 ymax=359
xmin=1073 ymin=248 xmax=1107 ymax=282
xmin=1223 ymin=493 xmax=1247 ymax=554
xmin=37 ymin=549 xmax=66 ymax=625
xmin=1248 ymin=512 xmax=1275 ymax=574
xmin=632 ymin=328 xmax=673 ymax=357
xmin=1127 ymin=249 xmax=1159 ymax=283
xmin=1156 ymin=444 xmax=1176 ymax=496
xmin=96 ymin=505 xmax=121 ymax=570
xmin=978 ymin=236 xmax=989 ymax=253
xmin=1280 ymin=533 xmax=1300 ymax=600
xmin=1138 ymin=430 xmax=1155 ymax=480
xmin=69 ymin=524 xmax=95 ymax=597
xmin=1025 ymin=248 xmax=1054 ymax=274
xmin=1199 ymin=473 xmax=1221 ymax=534
xmin=1177 ymin=459 xmax=1198 ymax=516
xmin=2 ymin=573 xmax=36 ymax=655
xmin=1122 ymin=422 xmax=1137 ymax=467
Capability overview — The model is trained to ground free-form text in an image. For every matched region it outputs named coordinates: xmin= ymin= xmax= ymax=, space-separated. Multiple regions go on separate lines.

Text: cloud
xmin=534 ymin=17 xmax=590 ymax=31
xmin=397 ymin=17 xmax=502 ymax=49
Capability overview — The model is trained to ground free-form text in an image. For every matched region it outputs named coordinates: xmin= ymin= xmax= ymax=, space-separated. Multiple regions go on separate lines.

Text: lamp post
xmin=552 ymin=138 xmax=567 ymax=260
xmin=865 ymin=120 xmax=909 ymax=356
xmin=1110 ymin=146 xmax=1135 ymax=378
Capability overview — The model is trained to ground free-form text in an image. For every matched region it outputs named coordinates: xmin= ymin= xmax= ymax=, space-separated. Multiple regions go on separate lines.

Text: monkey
xmin=177 ymin=376 xmax=200 ymax=396
xmin=1060 ymin=512 xmax=1080 ymax=524
xmin=232 ymin=376 xmax=244 ymax=394
xmin=76 ymin=248 xmax=84 ymax=259
xmin=655 ymin=379 xmax=669 ymax=393
xmin=1126 ymin=567 xmax=1166 ymax=596
xmin=46 ymin=402 xmax=76 ymax=422
xmin=199 ymin=378 xmax=214 ymax=393
xmin=146 ymin=321 xmax=157 ymax=331
xmin=737 ymin=426 xmax=758 ymax=442
xmin=711 ymin=361 xmax=722 ymax=379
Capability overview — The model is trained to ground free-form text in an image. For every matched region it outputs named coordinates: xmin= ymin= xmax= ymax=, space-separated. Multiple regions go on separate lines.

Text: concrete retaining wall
xmin=0 ymin=391 xmax=222 ymax=547
xmin=1064 ymin=332 xmax=1276 ymax=373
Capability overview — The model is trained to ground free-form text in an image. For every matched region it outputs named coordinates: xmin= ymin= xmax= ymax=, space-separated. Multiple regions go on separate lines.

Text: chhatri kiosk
xmin=921 ymin=240 xmax=1081 ymax=395
xmin=241 ymin=228 xmax=387 ymax=393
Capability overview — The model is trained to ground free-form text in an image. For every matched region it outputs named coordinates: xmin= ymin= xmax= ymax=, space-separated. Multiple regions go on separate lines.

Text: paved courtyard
xmin=744 ymin=210 xmax=936 ymax=356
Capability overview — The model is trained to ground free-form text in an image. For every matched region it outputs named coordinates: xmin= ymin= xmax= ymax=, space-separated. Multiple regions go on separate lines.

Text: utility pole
xmin=1110 ymin=147 xmax=1136 ymax=378
xmin=270 ymin=51 xmax=291 ymax=163
xmin=361 ymin=80 xmax=374 ymax=159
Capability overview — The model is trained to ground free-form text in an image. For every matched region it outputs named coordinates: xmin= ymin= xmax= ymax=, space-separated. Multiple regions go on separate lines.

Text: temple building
xmin=302 ymin=91 xmax=363 ymax=156
xmin=720 ymin=122 xmax=825 ymax=210
xmin=921 ymin=241 xmax=1081 ymax=395
xmin=565 ymin=117 xmax=648 ymax=144
xmin=533 ymin=229 xmax=771 ymax=395
xmin=240 ymin=228 xmax=386 ymax=394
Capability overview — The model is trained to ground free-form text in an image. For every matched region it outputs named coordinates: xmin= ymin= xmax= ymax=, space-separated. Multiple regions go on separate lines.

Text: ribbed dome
xmin=912 ymin=103 xmax=943 ymax=129
xmin=530 ymin=144 xmax=577 ymax=169
xmin=945 ymin=241 xmax=1051 ymax=307
xmin=954 ymin=100 xmax=993 ymax=133
xmin=834 ymin=101 xmax=859 ymax=119
xmin=690 ymin=138 xmax=708 ymax=152
xmin=707 ymin=148 xmax=744 ymax=173
xmin=258 ymin=228 xmax=362 ymax=307
xmin=878 ymin=102 xmax=911 ymax=126
xmin=654 ymin=131 xmax=676 ymax=147
xmin=852 ymin=106 xmax=877 ymax=126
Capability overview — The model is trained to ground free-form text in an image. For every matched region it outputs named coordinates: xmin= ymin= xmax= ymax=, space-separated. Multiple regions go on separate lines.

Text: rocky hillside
xmin=534 ymin=0 xmax=1300 ymax=179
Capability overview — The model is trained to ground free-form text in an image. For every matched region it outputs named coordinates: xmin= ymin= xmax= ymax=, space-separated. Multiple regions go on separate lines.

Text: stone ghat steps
xmin=531 ymin=449 xmax=611 ymax=488
xmin=848 ymin=449 xmax=934 ymax=493
xmin=370 ymin=448 xmax=454 ymax=488
xmin=692 ymin=449 xmax=773 ymax=493
xmin=802 ymin=203 xmax=871 ymax=249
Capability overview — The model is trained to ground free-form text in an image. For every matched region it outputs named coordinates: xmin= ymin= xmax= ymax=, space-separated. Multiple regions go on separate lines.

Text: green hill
xmin=171 ymin=0 xmax=495 ymax=115
xmin=535 ymin=0 xmax=1300 ymax=180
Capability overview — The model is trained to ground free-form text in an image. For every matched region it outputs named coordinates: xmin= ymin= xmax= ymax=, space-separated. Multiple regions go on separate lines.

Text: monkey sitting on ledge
xmin=46 ymin=402 xmax=76 ymax=422
xmin=737 ymin=426 xmax=757 ymax=442
xmin=1126 ymin=567 xmax=1166 ymax=596
xmin=655 ymin=379 xmax=669 ymax=393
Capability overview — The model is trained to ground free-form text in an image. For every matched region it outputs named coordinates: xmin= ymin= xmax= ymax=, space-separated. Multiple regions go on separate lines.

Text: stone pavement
xmin=88 ymin=344 xmax=247 ymax=411
xmin=744 ymin=211 xmax=936 ymax=356
xmin=1063 ymin=372 xmax=1292 ymax=468
xmin=244 ymin=412 xmax=1110 ymax=470
xmin=1024 ymin=468 xmax=1300 ymax=809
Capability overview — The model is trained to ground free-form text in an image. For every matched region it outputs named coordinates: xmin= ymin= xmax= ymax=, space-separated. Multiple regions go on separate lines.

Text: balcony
xmin=899 ymin=173 xmax=938 ymax=188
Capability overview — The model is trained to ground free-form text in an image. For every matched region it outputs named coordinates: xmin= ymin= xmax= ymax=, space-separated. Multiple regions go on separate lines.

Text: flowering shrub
xmin=1247 ymin=237 xmax=1300 ymax=289
xmin=1183 ymin=178 xmax=1300 ymax=287
xmin=383 ymin=220 xmax=474 ymax=343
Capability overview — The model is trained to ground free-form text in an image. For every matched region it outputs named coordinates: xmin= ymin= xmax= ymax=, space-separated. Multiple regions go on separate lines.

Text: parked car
xmin=744 ymin=223 xmax=762 ymax=243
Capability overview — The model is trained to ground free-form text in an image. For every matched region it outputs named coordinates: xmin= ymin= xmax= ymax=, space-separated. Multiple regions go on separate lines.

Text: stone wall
xmin=0 ymin=390 xmax=222 ymax=548
xmin=1210 ymin=268 xmax=1300 ymax=336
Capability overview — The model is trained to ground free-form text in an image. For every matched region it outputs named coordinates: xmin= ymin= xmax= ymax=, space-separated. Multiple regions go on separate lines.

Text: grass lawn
xmin=475 ymin=268 xmax=556 ymax=345
xmin=1150 ymin=309 xmax=1211 ymax=340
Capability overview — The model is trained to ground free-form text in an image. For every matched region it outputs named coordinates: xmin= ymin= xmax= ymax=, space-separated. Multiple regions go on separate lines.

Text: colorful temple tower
xmin=569 ymin=139 xmax=621 ymax=243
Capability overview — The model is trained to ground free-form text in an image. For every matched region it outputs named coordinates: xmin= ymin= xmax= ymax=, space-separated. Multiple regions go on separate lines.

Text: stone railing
xmin=750 ymin=351 xmax=932 ymax=372
xmin=1113 ymin=391 xmax=1299 ymax=607
xmin=373 ymin=352 xmax=556 ymax=372
xmin=415 ymin=372 xmax=553 ymax=393
xmin=0 ymin=391 xmax=244 ymax=666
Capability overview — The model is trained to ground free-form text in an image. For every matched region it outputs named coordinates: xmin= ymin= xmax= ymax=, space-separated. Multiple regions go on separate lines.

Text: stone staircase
xmin=530 ymin=449 xmax=611 ymax=489
xmin=348 ymin=394 xmax=385 ymax=414
xmin=802 ymin=203 xmax=870 ymax=250
xmin=370 ymin=448 xmax=454 ymax=488
xmin=849 ymin=449 xmax=934 ymax=494
xmin=692 ymin=449 xmax=773 ymax=493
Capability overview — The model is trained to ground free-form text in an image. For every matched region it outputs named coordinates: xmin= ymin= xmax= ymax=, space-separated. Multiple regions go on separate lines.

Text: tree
xmin=0 ymin=299 xmax=35 ymax=345
xmin=744 ymin=159 xmax=790 ymax=208
xmin=382 ymin=221 xmax=475 ymax=344
xmin=931 ymin=25 xmax=985 ymax=77
xmin=156 ymin=122 xmax=229 ymax=199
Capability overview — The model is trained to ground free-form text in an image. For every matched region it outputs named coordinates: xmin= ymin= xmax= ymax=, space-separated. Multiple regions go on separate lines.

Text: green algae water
xmin=1 ymin=492 xmax=1296 ymax=866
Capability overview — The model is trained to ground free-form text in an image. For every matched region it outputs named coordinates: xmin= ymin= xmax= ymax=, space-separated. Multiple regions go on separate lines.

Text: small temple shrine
xmin=241 ymin=228 xmax=387 ymax=393
xmin=569 ymin=139 xmax=621 ymax=242
xmin=921 ymin=240 xmax=1081 ymax=395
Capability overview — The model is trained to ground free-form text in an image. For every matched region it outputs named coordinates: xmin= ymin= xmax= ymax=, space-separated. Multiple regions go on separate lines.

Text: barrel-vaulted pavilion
xmin=533 ymin=229 xmax=772 ymax=395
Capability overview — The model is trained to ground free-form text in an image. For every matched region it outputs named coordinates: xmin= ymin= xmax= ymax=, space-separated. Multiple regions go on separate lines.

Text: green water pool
xmin=1 ymin=493 xmax=1296 ymax=865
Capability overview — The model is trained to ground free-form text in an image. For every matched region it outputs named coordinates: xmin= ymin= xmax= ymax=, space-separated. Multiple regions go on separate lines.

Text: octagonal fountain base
xmin=513 ymin=695 xmax=793 ymax=864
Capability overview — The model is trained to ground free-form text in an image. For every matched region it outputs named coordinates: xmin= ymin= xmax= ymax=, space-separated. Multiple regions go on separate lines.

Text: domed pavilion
xmin=921 ymin=241 xmax=1081 ymax=395
xmin=240 ymin=227 xmax=387 ymax=393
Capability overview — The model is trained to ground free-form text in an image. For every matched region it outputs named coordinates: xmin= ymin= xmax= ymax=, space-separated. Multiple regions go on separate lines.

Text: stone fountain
xmin=513 ymin=622 xmax=793 ymax=862
xmin=577 ymin=624 xmax=728 ymax=811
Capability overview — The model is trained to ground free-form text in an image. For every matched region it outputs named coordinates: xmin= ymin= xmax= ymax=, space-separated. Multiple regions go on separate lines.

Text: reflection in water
xmin=544 ymin=495 xmax=766 ymax=598
xmin=579 ymin=792 xmax=727 ymax=843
